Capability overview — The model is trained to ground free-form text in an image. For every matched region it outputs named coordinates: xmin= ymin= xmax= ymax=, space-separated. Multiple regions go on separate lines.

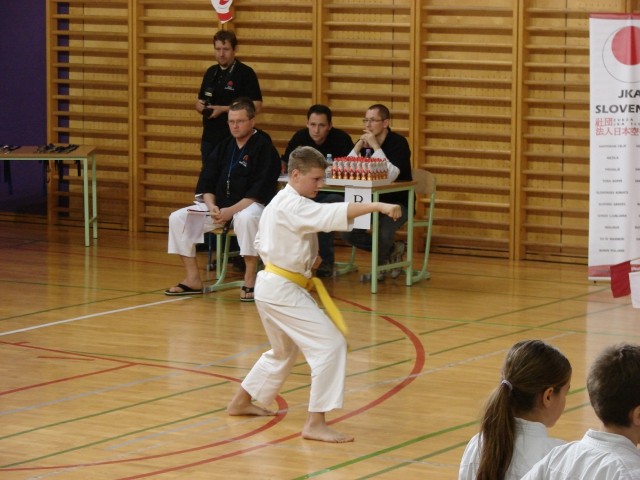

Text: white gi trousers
xmin=167 ymin=202 xmax=264 ymax=257
xmin=243 ymin=273 xmax=347 ymax=413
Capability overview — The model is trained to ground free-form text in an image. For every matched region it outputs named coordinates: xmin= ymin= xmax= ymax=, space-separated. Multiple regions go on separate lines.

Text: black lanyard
xmin=212 ymin=60 xmax=237 ymax=88
xmin=226 ymin=143 xmax=246 ymax=196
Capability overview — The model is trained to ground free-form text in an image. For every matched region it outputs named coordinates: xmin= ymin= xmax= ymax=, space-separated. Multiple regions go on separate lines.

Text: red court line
xmin=1 ymin=297 xmax=426 ymax=479
xmin=0 ymin=344 xmax=289 ymax=472
xmin=37 ymin=356 xmax=96 ymax=361
xmin=0 ymin=341 xmax=136 ymax=395
xmin=0 ymin=364 xmax=133 ymax=396
xmin=114 ymin=298 xmax=427 ymax=479
xmin=326 ymin=298 xmax=427 ymax=425
xmin=115 ymin=299 xmax=427 ymax=479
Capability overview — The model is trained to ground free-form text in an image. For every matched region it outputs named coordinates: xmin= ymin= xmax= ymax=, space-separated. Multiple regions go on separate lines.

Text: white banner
xmin=589 ymin=15 xmax=640 ymax=279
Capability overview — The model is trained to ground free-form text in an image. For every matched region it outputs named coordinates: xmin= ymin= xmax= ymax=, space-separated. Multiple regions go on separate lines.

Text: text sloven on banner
xmin=589 ymin=14 xmax=640 ymax=279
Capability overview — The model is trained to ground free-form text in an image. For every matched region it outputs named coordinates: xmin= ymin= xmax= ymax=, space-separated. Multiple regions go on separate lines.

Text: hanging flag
xmin=211 ymin=0 xmax=233 ymax=24
xmin=610 ymin=260 xmax=631 ymax=297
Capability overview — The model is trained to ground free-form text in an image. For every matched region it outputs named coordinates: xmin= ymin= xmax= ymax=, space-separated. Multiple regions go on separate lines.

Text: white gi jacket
xmin=242 ymin=184 xmax=353 ymax=412
xmin=522 ymin=429 xmax=640 ymax=480
xmin=459 ymin=418 xmax=565 ymax=480
xmin=255 ymin=184 xmax=351 ymax=305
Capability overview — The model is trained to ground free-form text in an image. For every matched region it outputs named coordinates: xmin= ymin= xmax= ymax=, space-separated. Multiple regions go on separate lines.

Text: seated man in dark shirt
xmin=166 ymin=99 xmax=280 ymax=301
xmin=281 ymin=105 xmax=354 ymax=277
xmin=340 ymin=104 xmax=412 ymax=280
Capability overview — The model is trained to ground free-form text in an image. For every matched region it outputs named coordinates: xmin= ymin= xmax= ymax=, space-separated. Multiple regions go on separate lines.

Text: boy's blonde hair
xmin=287 ymin=146 xmax=327 ymax=175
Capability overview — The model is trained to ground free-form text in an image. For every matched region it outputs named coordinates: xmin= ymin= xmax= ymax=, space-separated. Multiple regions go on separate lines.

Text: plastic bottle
xmin=325 ymin=153 xmax=333 ymax=178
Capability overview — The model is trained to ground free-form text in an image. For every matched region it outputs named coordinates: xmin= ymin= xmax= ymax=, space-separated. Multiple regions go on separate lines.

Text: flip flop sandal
xmin=240 ymin=286 xmax=255 ymax=302
xmin=164 ymin=283 xmax=203 ymax=296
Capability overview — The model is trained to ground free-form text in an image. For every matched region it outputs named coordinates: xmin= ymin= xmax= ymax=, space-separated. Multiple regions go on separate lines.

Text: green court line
xmin=565 ymin=400 xmax=590 ymax=413
xmin=62 ymin=351 xmax=210 ymax=366
xmin=0 ymin=355 xmax=415 ymax=468
xmin=350 ymin=300 xmax=639 ymax=350
xmin=293 ymin=390 xmax=592 ymax=479
xmin=430 ymin=301 xmax=638 ymax=356
xmin=472 ymin=291 xmax=613 ymax=325
xmin=430 ymin=326 xmax=552 ymax=356
xmin=0 ymin=403 xmax=229 ymax=469
xmin=0 ymin=381 xmax=228 ymax=442
xmin=1 ymin=290 xmax=181 ymax=323
xmin=281 ymin=359 xmax=412 ymax=396
xmin=64 ymin=345 xmax=269 ymax=368
xmin=288 ymin=289 xmax=604 ymax=479
xmin=355 ymin=440 xmax=470 ymax=479
xmin=0 ymin=262 xmax=627 ymax=475
xmin=292 ymin=421 xmax=478 ymax=480
xmin=349 ymin=359 xmax=412 ymax=377
xmin=1 ymin=293 xmax=614 ymax=469
xmin=357 ymin=399 xmax=593 ymax=479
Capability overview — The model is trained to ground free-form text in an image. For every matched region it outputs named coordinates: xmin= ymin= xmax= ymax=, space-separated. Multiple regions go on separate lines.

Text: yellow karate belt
xmin=264 ymin=263 xmax=348 ymax=337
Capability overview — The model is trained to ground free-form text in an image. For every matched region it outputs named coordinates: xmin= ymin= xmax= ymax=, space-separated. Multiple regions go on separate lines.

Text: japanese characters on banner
xmin=589 ymin=14 xmax=640 ymax=279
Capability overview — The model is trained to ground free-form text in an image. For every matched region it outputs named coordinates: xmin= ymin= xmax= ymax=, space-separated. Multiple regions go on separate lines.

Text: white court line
xmin=0 ymin=297 xmax=191 ymax=337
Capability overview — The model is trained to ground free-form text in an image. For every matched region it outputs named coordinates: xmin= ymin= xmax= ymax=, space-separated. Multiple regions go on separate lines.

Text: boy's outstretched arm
xmin=346 ymin=202 xmax=401 ymax=221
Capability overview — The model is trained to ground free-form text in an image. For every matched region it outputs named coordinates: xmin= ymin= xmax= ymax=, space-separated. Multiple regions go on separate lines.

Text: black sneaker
xmin=316 ymin=262 xmax=333 ymax=278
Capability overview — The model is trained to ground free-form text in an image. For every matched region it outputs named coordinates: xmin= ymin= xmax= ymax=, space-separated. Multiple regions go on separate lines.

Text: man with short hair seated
xmin=281 ymin=104 xmax=354 ymax=277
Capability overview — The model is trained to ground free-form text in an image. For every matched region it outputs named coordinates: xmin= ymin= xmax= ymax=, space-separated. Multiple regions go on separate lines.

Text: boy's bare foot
xmin=302 ymin=412 xmax=354 ymax=443
xmin=227 ymin=387 xmax=276 ymax=416
xmin=302 ymin=424 xmax=354 ymax=443
xmin=227 ymin=402 xmax=276 ymax=416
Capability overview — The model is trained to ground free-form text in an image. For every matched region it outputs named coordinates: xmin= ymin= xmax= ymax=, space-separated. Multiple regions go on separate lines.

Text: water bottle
xmin=325 ymin=153 xmax=333 ymax=178
xmin=365 ymin=148 xmax=372 ymax=158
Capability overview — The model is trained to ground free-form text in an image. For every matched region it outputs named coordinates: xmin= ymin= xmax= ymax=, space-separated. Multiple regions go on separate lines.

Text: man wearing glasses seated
xmin=165 ymin=99 xmax=280 ymax=301
xmin=340 ymin=104 xmax=412 ymax=280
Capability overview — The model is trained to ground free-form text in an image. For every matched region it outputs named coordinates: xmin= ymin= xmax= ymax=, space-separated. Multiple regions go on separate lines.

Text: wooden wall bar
xmin=320 ymin=1 xmax=413 ymax=138
xmin=45 ymin=0 xmax=636 ymax=262
xmin=47 ymin=0 xmax=132 ymax=229
xmin=417 ymin=1 xmax=517 ymax=259
xmin=515 ymin=0 xmax=623 ymax=262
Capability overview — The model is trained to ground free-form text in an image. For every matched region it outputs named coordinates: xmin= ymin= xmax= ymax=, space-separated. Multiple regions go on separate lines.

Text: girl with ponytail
xmin=458 ymin=340 xmax=572 ymax=480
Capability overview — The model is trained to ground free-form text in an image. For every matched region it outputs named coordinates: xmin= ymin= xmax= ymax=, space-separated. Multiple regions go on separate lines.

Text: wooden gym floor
xmin=0 ymin=222 xmax=637 ymax=479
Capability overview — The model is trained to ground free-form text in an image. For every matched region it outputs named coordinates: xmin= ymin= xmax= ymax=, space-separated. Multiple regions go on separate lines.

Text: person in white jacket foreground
xmin=522 ymin=343 xmax=640 ymax=480
xmin=458 ymin=340 xmax=572 ymax=480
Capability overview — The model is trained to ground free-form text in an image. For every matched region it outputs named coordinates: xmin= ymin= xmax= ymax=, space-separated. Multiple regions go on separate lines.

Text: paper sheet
xmin=183 ymin=205 xmax=209 ymax=245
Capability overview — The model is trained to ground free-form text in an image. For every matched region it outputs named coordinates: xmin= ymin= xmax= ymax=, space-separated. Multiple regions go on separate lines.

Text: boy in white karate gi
xmin=522 ymin=343 xmax=640 ymax=479
xmin=227 ymin=146 xmax=401 ymax=443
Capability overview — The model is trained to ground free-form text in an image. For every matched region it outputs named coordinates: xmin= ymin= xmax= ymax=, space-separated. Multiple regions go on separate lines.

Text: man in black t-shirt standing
xmin=196 ymin=30 xmax=263 ymax=163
